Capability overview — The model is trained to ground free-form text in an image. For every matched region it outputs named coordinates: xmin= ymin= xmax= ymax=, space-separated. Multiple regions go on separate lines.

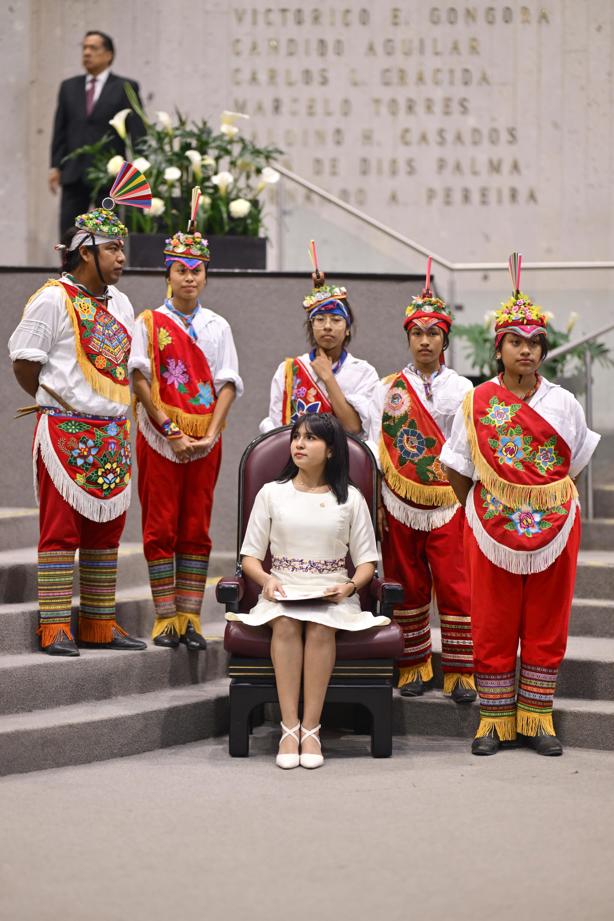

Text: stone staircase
xmin=1 ymin=476 xmax=613 ymax=775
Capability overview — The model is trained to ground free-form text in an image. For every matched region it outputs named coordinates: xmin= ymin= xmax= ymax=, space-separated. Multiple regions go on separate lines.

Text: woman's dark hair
xmin=85 ymin=30 xmax=115 ymax=60
xmin=304 ymin=300 xmax=355 ymax=348
xmin=494 ymin=332 xmax=549 ymax=374
xmin=277 ymin=412 xmax=350 ymax=504
xmin=58 ymin=226 xmax=92 ymax=273
xmin=406 ymin=326 xmax=449 ymax=353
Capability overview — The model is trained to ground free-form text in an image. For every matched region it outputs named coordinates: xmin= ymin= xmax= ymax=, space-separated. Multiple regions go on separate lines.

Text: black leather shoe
xmin=81 ymin=629 xmax=147 ymax=650
xmin=153 ymin=630 xmax=180 ymax=648
xmin=43 ymin=630 xmax=80 ymax=657
xmin=181 ymin=622 xmax=207 ymax=651
xmin=471 ymin=733 xmax=500 ymax=756
xmin=451 ymin=684 xmax=478 ymax=704
xmin=400 ymin=678 xmax=428 ymax=697
xmin=524 ymin=731 xmax=563 ymax=756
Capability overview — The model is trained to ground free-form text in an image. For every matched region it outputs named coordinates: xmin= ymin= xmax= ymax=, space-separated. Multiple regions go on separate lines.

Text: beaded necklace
xmin=498 ymin=371 xmax=541 ymax=402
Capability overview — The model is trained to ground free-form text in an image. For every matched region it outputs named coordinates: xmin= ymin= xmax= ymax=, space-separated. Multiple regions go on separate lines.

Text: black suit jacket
xmin=50 ymin=72 xmax=145 ymax=186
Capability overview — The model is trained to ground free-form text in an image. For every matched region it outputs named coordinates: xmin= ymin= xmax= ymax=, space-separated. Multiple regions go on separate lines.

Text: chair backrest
xmin=236 ymin=426 xmax=378 ymax=612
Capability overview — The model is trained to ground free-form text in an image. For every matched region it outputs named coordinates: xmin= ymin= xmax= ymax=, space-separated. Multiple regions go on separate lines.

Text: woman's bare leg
xmin=270 ymin=616 xmax=304 ymax=754
xmin=302 ymin=622 xmax=337 ymax=754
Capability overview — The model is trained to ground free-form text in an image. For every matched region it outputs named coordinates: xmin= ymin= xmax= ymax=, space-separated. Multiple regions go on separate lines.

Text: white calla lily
xmin=221 ymin=110 xmax=250 ymax=126
xmin=199 ymin=194 xmax=212 ymax=211
xmin=229 ymin=198 xmax=252 ymax=219
xmin=132 ymin=157 xmax=151 ymax=174
xmin=109 ymin=109 xmax=131 ymax=140
xmin=566 ymin=311 xmax=579 ymax=333
xmin=156 ymin=111 xmax=172 ymax=131
xmin=211 ymin=171 xmax=234 ymax=194
xmin=260 ymin=166 xmax=280 ymax=184
xmin=145 ymin=197 xmax=165 ymax=217
xmin=185 ymin=149 xmax=202 ymax=177
xmin=106 ymin=155 xmax=124 ymax=176
xmin=202 ymin=155 xmax=216 ymax=169
xmin=220 ymin=124 xmax=239 ymax=139
xmin=164 ymin=166 xmax=182 ymax=183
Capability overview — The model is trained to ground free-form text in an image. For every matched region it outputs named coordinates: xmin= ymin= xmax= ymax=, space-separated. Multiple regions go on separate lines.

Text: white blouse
xmin=8 ymin=280 xmax=134 ymax=417
xmin=259 ymin=351 xmax=379 ymax=435
xmin=441 ymin=375 xmax=600 ymax=480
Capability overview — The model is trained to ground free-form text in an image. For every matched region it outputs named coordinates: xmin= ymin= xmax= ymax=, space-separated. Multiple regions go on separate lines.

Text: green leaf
xmin=57 ymin=421 xmax=91 ymax=434
xmin=539 ymin=519 xmax=553 ymax=530
xmin=383 ymin=418 xmax=403 ymax=439
xmin=504 ymin=522 xmax=516 ymax=531
xmin=424 ymin=436 xmax=437 ymax=449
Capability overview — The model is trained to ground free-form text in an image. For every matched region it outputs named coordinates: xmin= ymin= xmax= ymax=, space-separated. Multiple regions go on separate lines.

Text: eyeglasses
xmin=311 ymin=315 xmax=347 ymax=327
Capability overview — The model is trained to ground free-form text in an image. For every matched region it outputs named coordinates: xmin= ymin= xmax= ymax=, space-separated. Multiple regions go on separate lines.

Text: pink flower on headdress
xmin=162 ymin=358 xmax=189 ymax=388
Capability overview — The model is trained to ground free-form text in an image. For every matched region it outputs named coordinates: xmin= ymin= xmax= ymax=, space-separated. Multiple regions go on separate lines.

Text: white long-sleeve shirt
xmin=8 ymin=280 xmax=134 ymax=417
xmin=259 ymin=351 xmax=379 ymax=435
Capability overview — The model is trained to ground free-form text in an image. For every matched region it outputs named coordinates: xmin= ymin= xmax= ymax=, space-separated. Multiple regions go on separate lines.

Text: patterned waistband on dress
xmin=272 ymin=555 xmax=345 ymax=574
xmin=40 ymin=406 xmax=127 ymax=423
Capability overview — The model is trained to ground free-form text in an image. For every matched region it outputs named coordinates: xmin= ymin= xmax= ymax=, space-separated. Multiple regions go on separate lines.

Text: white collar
xmin=86 ymin=67 xmax=110 ymax=85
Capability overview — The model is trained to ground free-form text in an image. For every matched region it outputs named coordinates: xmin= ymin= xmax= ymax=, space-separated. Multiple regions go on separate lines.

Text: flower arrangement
xmin=74 ymin=85 xmax=282 ymax=237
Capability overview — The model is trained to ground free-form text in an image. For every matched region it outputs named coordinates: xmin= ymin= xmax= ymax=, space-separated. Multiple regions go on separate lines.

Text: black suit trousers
xmin=60 ymin=180 xmax=93 ymax=237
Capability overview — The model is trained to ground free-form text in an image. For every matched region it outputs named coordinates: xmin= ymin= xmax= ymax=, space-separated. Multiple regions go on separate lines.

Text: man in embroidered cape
xmin=259 ymin=270 xmax=378 ymax=436
xmin=129 ymin=229 xmax=243 ymax=648
xmin=367 ymin=271 xmax=476 ymax=701
xmin=441 ymin=263 xmax=600 ymax=755
xmin=9 ymin=209 xmax=146 ymax=656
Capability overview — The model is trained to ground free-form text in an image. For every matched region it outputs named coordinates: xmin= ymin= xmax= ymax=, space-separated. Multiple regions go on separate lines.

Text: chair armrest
xmin=216 ymin=576 xmax=245 ymax=613
xmin=370 ymin=577 xmax=404 ymax=617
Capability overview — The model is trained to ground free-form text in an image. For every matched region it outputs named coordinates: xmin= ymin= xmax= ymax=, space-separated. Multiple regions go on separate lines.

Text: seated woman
xmin=226 ymin=413 xmax=389 ymax=770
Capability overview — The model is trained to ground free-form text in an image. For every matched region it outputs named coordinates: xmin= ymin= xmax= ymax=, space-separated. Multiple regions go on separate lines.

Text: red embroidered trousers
xmin=136 ymin=434 xmax=222 ymax=561
xmin=381 ymin=507 xmax=473 ymax=686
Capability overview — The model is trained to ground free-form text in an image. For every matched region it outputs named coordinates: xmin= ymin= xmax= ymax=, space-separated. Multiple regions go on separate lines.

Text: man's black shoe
xmin=400 ymin=678 xmax=425 ymax=697
xmin=153 ymin=630 xmax=180 ymax=648
xmin=181 ymin=622 xmax=207 ymax=651
xmin=43 ymin=630 xmax=80 ymax=657
xmin=81 ymin=628 xmax=147 ymax=650
xmin=471 ymin=733 xmax=500 ymax=756
xmin=524 ymin=731 xmax=563 ymax=756
xmin=451 ymin=684 xmax=477 ymax=704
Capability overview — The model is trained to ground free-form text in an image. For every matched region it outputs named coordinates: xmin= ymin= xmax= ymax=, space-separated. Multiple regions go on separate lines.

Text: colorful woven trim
xmin=164 ymin=231 xmax=210 ymax=264
xmin=302 ymin=283 xmax=348 ymax=312
xmin=516 ymin=662 xmax=557 ymax=736
xmin=141 ymin=309 xmax=216 ymax=437
xmin=379 ymin=371 xmax=457 ymax=508
xmin=37 ymin=550 xmax=76 ymax=644
xmin=147 ymin=557 xmax=176 ymax=625
xmin=175 ymin=553 xmax=209 ymax=633
xmin=75 ymin=208 xmax=128 ymax=238
xmin=475 ymin=671 xmax=517 ymax=741
xmin=78 ymin=547 xmax=124 ymax=644
xmin=440 ymin=611 xmax=474 ymax=680
xmin=281 ymin=357 xmax=332 ymax=425
xmin=394 ymin=603 xmax=433 ymax=686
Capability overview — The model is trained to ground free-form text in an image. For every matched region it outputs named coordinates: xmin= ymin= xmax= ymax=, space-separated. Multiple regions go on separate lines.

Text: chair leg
xmin=228 ymin=685 xmax=253 ymax=757
xmin=369 ymin=688 xmax=393 ymax=758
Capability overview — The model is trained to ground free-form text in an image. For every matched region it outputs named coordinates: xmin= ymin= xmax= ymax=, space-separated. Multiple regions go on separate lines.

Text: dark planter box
xmin=127 ymin=234 xmax=267 ymax=270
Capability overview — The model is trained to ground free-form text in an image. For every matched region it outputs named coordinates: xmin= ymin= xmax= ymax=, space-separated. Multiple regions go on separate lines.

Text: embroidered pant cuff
xmin=475 ymin=671 xmax=517 ymax=741
xmin=516 ymin=662 xmax=558 ymax=737
xmin=37 ymin=550 xmax=76 ymax=645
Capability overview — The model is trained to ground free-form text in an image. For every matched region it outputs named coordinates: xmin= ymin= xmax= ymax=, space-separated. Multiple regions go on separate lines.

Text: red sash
xmin=379 ymin=371 xmax=456 ymax=507
xmin=281 ymin=357 xmax=332 ymax=425
xmin=55 ymin=279 xmax=130 ymax=405
xmin=464 ymin=381 xmax=578 ymax=569
xmin=141 ymin=309 xmax=217 ymax=436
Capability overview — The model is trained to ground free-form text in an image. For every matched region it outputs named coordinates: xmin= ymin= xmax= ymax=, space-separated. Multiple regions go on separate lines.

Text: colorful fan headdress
xmin=494 ymin=253 xmax=548 ymax=347
xmin=164 ymin=187 xmax=211 ymax=270
xmin=302 ymin=239 xmax=351 ymax=324
xmin=403 ymin=256 xmax=453 ymax=333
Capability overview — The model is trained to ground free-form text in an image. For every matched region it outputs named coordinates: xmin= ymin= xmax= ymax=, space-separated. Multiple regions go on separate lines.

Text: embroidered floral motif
xmin=384 ymin=386 xmax=411 ymax=418
xmin=533 ymin=436 xmax=563 ymax=476
xmin=74 ymin=298 xmax=96 ymax=321
xmin=292 ymin=398 xmax=322 ymax=422
xmin=94 ymin=355 xmax=107 ymax=370
xmin=507 ymin=507 xmax=546 ymax=537
xmin=488 ymin=426 xmax=534 ymax=471
xmin=480 ymin=488 xmax=507 ymax=520
xmin=480 ymin=396 xmax=521 ymax=428
xmin=162 ymin=358 xmax=190 ymax=390
xmin=189 ymin=381 xmax=215 ymax=408
xmin=272 ymin=555 xmax=345 ymax=574
xmin=53 ymin=414 xmax=131 ymax=499
xmin=70 ymin=437 xmax=99 ymax=469
xmin=479 ymin=487 xmax=568 ymax=539
xmin=158 ymin=327 xmax=173 ymax=351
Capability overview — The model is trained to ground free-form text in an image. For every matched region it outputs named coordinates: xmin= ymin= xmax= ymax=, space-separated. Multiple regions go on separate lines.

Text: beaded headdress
xmin=494 ymin=253 xmax=548 ymax=347
xmin=403 ymin=257 xmax=453 ymax=332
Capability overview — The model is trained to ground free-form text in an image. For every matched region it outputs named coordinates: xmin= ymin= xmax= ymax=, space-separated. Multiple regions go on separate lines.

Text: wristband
xmin=161 ymin=418 xmax=182 ymax=440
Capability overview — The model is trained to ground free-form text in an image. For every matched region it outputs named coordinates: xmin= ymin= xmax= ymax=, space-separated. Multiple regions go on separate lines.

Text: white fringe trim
xmin=136 ymin=403 xmax=219 ymax=463
xmin=33 ymin=414 xmax=131 ymax=522
xmin=381 ymin=482 xmax=458 ymax=532
xmin=465 ymin=485 xmax=578 ymax=575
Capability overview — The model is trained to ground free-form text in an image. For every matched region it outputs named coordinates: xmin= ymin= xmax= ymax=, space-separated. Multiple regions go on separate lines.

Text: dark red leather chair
xmin=217 ymin=426 xmax=404 ymax=757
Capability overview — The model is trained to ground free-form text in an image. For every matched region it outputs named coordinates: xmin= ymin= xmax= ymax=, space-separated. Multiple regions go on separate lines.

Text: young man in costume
xmin=368 ymin=264 xmax=476 ymax=701
xmin=9 ymin=206 xmax=146 ymax=656
xmin=129 ymin=225 xmax=242 ymax=650
xmin=441 ymin=255 xmax=600 ymax=755
xmin=259 ymin=266 xmax=378 ymax=436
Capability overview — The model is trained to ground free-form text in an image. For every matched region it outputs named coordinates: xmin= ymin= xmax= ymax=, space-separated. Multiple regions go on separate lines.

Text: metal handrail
xmin=274 ymin=164 xmax=614 ymax=273
xmin=545 ymin=322 xmax=614 ymax=361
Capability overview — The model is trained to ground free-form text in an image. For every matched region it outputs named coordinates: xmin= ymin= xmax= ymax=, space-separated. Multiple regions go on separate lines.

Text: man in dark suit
xmin=49 ymin=30 xmax=145 ymax=235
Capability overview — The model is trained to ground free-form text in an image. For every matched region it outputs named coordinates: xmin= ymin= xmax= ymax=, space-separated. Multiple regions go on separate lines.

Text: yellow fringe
xmin=380 ymin=442 xmax=457 ymax=507
xmin=475 ymin=715 xmax=517 ymax=742
xmin=463 ymin=391 xmax=577 ymax=510
xmin=176 ymin=613 xmax=202 ymax=634
xmin=397 ymin=658 xmax=433 ymax=688
xmin=281 ymin=357 xmax=295 ymax=425
xmin=152 ymin=615 xmax=182 ymax=639
xmin=516 ymin=709 xmax=555 ymax=737
xmin=443 ymin=672 xmax=476 ymax=695
xmin=141 ymin=309 xmax=214 ymax=437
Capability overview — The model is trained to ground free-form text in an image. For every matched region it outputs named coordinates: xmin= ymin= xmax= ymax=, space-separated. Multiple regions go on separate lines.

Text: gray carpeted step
xmin=0 ymin=639 xmax=228 ymax=715
xmin=581 ymin=518 xmax=614 ymax=551
xmin=595 ymin=485 xmax=614 ymax=519
xmin=0 ymin=509 xmax=39 ymax=551
xmin=0 ymin=583 xmax=227 ymax=654
xmin=0 ymin=545 xmax=234 ymax=605
xmin=568 ymin=598 xmax=614 ymax=637
xmin=574 ymin=550 xmax=614 ymax=598
xmin=392 ymin=693 xmax=614 ymax=751
xmin=0 ymin=679 xmax=229 ymax=776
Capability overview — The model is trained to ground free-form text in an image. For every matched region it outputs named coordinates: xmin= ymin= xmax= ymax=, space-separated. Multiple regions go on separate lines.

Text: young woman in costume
xmin=260 ymin=247 xmax=378 ymax=436
xmin=227 ymin=413 xmax=389 ymax=769
xmin=368 ymin=260 xmax=476 ymax=701
xmin=129 ymin=215 xmax=242 ymax=650
xmin=441 ymin=255 xmax=600 ymax=755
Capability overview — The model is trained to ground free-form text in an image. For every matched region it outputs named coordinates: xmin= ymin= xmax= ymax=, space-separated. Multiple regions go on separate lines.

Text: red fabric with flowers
xmin=281 ymin=357 xmax=332 ymax=425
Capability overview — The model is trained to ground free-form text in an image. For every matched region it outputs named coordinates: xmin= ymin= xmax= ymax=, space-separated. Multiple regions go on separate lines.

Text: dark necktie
xmin=85 ymin=77 xmax=97 ymax=116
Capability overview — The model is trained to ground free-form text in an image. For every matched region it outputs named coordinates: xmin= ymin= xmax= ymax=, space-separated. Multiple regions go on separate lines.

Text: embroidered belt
xmin=272 ymin=555 xmax=345 ymax=574
xmin=41 ymin=406 xmax=127 ymax=423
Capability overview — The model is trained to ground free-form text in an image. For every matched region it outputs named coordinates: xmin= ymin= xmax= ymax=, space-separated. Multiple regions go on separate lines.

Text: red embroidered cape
xmin=281 ymin=357 xmax=332 ymax=425
xmin=141 ymin=309 xmax=217 ymax=436
xmin=379 ymin=371 xmax=456 ymax=508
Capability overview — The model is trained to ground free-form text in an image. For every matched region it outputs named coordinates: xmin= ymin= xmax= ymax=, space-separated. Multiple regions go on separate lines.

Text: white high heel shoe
xmin=299 ymin=724 xmax=324 ymax=769
xmin=276 ymin=721 xmax=300 ymax=769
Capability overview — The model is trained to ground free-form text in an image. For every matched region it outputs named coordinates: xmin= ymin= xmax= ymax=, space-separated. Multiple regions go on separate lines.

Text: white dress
xmin=226 ymin=480 xmax=390 ymax=631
